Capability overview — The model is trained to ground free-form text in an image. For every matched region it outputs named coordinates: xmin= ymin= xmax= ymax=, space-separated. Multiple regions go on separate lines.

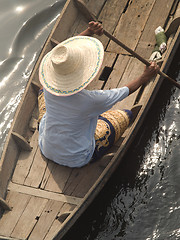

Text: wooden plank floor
xmin=0 ymin=0 xmax=177 ymax=239
xmin=11 ymin=129 xmax=112 ymax=197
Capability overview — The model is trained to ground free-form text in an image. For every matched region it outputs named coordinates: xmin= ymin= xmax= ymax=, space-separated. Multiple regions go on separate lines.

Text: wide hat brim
xmin=39 ymin=36 xmax=104 ymax=96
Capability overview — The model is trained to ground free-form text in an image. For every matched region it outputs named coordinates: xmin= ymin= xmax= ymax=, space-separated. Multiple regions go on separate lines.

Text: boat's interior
xmin=0 ymin=0 xmax=179 ymax=239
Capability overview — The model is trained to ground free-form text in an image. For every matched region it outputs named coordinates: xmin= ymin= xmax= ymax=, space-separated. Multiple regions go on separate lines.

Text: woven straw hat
xmin=39 ymin=36 xmax=104 ymax=96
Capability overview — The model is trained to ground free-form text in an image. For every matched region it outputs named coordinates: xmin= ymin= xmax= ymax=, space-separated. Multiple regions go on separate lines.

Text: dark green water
xmin=63 ymin=48 xmax=180 ymax=240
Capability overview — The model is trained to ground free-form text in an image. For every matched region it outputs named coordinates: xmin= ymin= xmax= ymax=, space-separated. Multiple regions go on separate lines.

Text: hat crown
xmin=51 ymin=45 xmax=83 ymax=75
xmin=39 ymin=36 xmax=104 ymax=96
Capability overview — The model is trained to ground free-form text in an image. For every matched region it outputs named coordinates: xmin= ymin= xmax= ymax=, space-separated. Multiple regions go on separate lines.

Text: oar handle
xmin=158 ymin=69 xmax=180 ymax=88
xmin=74 ymin=0 xmax=180 ymax=89
xmin=103 ymin=30 xmax=180 ymax=89
xmin=103 ymin=30 xmax=151 ymax=67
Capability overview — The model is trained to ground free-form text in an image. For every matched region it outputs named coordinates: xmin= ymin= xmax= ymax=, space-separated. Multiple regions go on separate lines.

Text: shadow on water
xmin=62 ymin=47 xmax=180 ymax=240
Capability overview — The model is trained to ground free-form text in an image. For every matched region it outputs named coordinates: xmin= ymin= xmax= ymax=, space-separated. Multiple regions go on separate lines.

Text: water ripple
xmin=0 ymin=0 xmax=66 ymax=157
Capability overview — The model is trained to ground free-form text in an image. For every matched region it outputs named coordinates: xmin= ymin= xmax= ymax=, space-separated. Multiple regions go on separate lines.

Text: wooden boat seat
xmin=10 ymin=129 xmax=115 ymax=197
xmin=0 ymin=127 xmax=118 ymax=239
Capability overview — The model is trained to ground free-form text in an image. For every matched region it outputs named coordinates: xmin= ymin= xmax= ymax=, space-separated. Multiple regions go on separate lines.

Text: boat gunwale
xmin=0 ymin=0 xmax=75 ymax=200
xmin=54 ymin=24 xmax=180 ymax=239
xmin=0 ymin=0 xmax=180 ymax=238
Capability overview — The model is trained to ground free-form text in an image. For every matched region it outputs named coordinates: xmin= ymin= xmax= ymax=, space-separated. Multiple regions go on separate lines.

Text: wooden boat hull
xmin=0 ymin=0 xmax=180 ymax=239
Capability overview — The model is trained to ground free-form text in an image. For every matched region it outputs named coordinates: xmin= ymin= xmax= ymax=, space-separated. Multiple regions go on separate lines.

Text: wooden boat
xmin=0 ymin=0 xmax=180 ymax=239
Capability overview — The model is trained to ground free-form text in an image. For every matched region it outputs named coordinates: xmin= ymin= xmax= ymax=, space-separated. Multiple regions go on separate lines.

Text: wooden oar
xmin=74 ymin=0 xmax=180 ymax=89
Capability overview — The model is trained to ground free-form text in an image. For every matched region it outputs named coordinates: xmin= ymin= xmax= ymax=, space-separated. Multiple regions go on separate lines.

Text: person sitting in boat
xmin=38 ymin=21 xmax=159 ymax=168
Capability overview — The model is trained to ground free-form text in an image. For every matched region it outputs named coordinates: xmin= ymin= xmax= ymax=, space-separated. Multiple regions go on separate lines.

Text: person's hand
xmin=88 ymin=21 xmax=103 ymax=36
xmin=142 ymin=61 xmax=160 ymax=81
xmin=126 ymin=62 xmax=160 ymax=94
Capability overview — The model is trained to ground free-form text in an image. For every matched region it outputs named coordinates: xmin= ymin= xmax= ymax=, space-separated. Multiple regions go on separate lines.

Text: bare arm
xmin=78 ymin=23 xmax=159 ymax=95
xmin=126 ymin=62 xmax=159 ymax=94
xmin=78 ymin=21 xmax=103 ymax=36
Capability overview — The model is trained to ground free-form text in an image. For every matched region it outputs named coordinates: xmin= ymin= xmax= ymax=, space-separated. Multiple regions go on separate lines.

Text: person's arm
xmin=78 ymin=21 xmax=103 ymax=36
xmin=126 ymin=62 xmax=159 ymax=94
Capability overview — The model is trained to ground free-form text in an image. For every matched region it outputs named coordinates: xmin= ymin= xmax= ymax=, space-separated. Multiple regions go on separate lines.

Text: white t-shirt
xmin=39 ymin=87 xmax=129 ymax=167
